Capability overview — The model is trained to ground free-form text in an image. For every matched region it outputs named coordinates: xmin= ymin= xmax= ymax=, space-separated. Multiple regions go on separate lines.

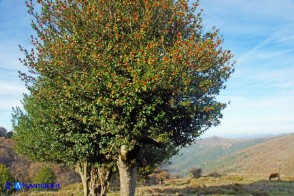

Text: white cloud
xmin=237 ymin=24 xmax=294 ymax=63
xmin=211 ymin=94 xmax=294 ymax=135
xmin=0 ymin=81 xmax=27 ymax=96
xmin=0 ymin=99 xmax=22 ymax=110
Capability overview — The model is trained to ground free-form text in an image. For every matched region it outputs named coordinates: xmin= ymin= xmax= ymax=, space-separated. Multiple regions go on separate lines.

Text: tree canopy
xmin=13 ymin=0 xmax=234 ymax=195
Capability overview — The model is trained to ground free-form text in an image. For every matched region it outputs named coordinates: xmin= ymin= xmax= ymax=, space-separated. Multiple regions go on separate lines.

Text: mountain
xmin=209 ymin=133 xmax=294 ymax=176
xmin=168 ymin=136 xmax=268 ymax=176
xmin=169 ymin=133 xmax=294 ymax=177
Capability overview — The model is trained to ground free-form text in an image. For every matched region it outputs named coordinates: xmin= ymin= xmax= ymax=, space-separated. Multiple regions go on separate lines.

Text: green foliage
xmin=33 ymin=167 xmax=56 ymax=184
xmin=13 ymin=0 xmax=234 ymax=189
xmin=137 ymin=143 xmax=178 ymax=180
xmin=0 ymin=164 xmax=14 ymax=192
xmin=6 ymin=132 xmax=13 ymax=139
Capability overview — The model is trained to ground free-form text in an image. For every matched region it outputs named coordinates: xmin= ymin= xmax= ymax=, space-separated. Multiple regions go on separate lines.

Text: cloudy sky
xmin=0 ymin=0 xmax=294 ymax=137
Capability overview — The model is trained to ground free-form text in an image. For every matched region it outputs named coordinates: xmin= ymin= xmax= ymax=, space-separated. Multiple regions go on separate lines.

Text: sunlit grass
xmin=135 ymin=175 xmax=294 ymax=196
xmin=15 ymin=175 xmax=294 ymax=196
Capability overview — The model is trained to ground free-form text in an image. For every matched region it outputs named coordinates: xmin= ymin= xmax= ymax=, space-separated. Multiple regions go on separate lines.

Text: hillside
xmin=1 ymin=135 xmax=294 ymax=195
xmin=209 ymin=133 xmax=294 ymax=176
xmin=0 ymin=137 xmax=80 ymax=186
xmin=168 ymin=136 xmax=268 ymax=176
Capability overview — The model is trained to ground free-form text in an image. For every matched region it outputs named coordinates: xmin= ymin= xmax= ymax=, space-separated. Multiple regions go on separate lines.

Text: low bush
xmin=190 ymin=167 xmax=202 ymax=179
xmin=33 ymin=167 xmax=56 ymax=184
xmin=0 ymin=164 xmax=14 ymax=193
xmin=208 ymin=172 xmax=222 ymax=178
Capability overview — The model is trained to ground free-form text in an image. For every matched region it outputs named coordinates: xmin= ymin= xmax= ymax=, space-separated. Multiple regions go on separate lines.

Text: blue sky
xmin=0 ymin=0 xmax=294 ymax=138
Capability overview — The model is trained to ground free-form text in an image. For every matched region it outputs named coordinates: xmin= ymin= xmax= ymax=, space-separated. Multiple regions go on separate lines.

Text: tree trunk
xmin=97 ymin=167 xmax=112 ymax=196
xmin=76 ymin=162 xmax=89 ymax=196
xmin=76 ymin=162 xmax=112 ymax=196
xmin=89 ymin=167 xmax=99 ymax=196
xmin=117 ymin=146 xmax=137 ymax=196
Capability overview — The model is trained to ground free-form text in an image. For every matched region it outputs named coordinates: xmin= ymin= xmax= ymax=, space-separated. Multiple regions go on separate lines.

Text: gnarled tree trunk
xmin=89 ymin=166 xmax=99 ymax=196
xmin=76 ymin=162 xmax=112 ymax=196
xmin=117 ymin=145 xmax=137 ymax=196
xmin=97 ymin=167 xmax=112 ymax=196
xmin=76 ymin=162 xmax=89 ymax=196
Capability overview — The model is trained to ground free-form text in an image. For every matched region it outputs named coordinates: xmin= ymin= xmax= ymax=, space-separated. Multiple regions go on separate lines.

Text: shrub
xmin=33 ymin=167 xmax=56 ymax=184
xmin=6 ymin=132 xmax=13 ymax=139
xmin=208 ymin=172 xmax=222 ymax=178
xmin=0 ymin=164 xmax=14 ymax=192
xmin=190 ymin=167 xmax=202 ymax=179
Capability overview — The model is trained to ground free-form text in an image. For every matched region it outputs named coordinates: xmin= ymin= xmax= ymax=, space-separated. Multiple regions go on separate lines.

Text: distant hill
xmin=168 ymin=134 xmax=294 ymax=176
xmin=168 ymin=136 xmax=269 ymax=176
xmin=209 ymin=133 xmax=294 ymax=176
xmin=0 ymin=137 xmax=80 ymax=185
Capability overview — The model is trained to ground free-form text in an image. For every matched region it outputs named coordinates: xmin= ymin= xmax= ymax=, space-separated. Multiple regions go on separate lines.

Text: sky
xmin=0 ymin=0 xmax=294 ymax=138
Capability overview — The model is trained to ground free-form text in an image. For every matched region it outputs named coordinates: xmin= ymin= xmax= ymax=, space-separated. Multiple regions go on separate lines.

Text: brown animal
xmin=269 ymin=173 xmax=280 ymax=180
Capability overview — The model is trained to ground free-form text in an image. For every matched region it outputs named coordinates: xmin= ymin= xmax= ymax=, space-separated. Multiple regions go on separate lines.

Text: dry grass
xmin=10 ymin=183 xmax=83 ymax=196
xmin=136 ymin=175 xmax=294 ymax=196
xmin=10 ymin=175 xmax=294 ymax=196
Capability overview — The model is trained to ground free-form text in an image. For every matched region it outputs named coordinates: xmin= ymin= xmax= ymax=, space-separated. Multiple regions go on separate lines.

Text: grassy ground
xmin=135 ymin=175 xmax=294 ymax=196
xmin=8 ymin=175 xmax=294 ymax=196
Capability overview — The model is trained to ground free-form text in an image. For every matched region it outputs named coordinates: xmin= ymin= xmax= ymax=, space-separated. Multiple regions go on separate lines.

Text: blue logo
xmin=4 ymin=182 xmax=12 ymax=190
xmin=4 ymin=181 xmax=61 ymax=191
xmin=14 ymin=182 xmax=23 ymax=191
